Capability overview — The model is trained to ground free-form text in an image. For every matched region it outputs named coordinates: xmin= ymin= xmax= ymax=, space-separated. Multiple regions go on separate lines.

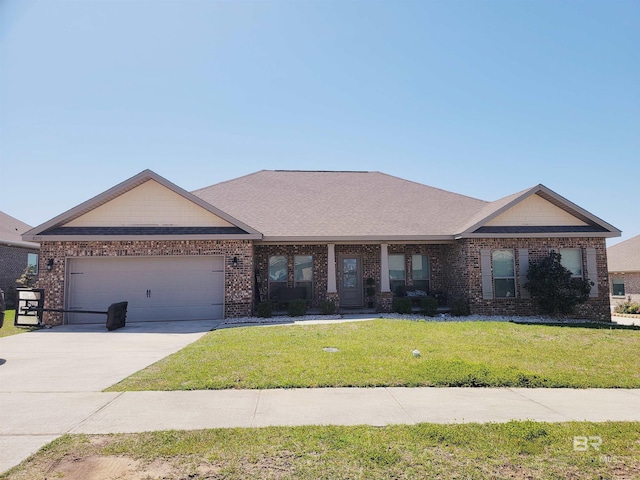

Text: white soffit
xmin=485 ymin=193 xmax=589 ymax=227
xmin=66 ymin=179 xmax=234 ymax=228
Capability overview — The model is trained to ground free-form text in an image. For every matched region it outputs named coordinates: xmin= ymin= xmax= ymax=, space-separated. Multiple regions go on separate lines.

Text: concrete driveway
xmin=0 ymin=320 xmax=222 ymax=473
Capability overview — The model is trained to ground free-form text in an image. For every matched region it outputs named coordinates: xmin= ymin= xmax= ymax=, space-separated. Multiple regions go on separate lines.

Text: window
xmin=492 ymin=250 xmax=515 ymax=298
xmin=27 ymin=253 xmax=39 ymax=274
xmin=612 ymin=279 xmax=625 ymax=297
xmin=559 ymin=248 xmax=582 ymax=277
xmin=294 ymin=255 xmax=313 ymax=301
xmin=268 ymin=256 xmax=288 ymax=300
xmin=389 ymin=254 xmax=406 ymax=294
xmin=411 ymin=254 xmax=430 ymax=292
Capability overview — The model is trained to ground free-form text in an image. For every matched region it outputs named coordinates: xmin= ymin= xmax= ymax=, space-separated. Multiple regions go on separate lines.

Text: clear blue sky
xmin=1 ymin=0 xmax=638 ymax=245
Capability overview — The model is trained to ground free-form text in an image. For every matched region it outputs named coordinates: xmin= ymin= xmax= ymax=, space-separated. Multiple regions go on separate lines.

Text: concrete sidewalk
xmin=3 ymin=387 xmax=640 ymax=473
xmin=2 ymin=317 xmax=640 ymax=474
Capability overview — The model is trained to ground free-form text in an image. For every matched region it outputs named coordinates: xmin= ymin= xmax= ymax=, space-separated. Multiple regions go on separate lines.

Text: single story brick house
xmin=1 ymin=210 xmax=40 ymax=307
xmin=23 ymin=169 xmax=620 ymax=325
xmin=608 ymin=235 xmax=640 ymax=308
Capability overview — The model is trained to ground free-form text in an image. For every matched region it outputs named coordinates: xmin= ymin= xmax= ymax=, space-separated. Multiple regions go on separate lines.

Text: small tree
xmin=524 ymin=252 xmax=592 ymax=316
xmin=16 ymin=265 xmax=37 ymax=289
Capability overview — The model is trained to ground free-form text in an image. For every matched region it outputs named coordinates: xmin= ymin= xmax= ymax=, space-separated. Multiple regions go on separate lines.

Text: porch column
xmin=380 ymin=243 xmax=390 ymax=292
xmin=327 ymin=243 xmax=337 ymax=293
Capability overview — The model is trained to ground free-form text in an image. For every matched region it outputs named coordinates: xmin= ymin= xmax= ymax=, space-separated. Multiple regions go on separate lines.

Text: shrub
xmin=450 ymin=297 xmax=470 ymax=317
xmin=256 ymin=302 xmax=272 ymax=318
xmin=524 ymin=252 xmax=592 ymax=316
xmin=615 ymin=301 xmax=640 ymax=315
xmin=319 ymin=300 xmax=337 ymax=315
xmin=420 ymin=296 xmax=439 ymax=317
xmin=288 ymin=299 xmax=307 ymax=317
xmin=392 ymin=297 xmax=412 ymax=314
xmin=16 ymin=265 xmax=37 ymax=289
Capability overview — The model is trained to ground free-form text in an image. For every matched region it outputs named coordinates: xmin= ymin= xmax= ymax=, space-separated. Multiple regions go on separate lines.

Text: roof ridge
xmin=272 ymin=170 xmax=370 ymax=173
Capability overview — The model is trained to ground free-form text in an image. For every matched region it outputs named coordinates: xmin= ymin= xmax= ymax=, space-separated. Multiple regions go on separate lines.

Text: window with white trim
xmin=27 ymin=253 xmax=39 ymax=275
xmin=612 ymin=278 xmax=625 ymax=297
xmin=559 ymin=248 xmax=582 ymax=278
xmin=492 ymin=249 xmax=516 ymax=298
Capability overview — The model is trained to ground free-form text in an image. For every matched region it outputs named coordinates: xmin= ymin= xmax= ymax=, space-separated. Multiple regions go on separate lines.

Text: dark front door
xmin=339 ymin=256 xmax=363 ymax=307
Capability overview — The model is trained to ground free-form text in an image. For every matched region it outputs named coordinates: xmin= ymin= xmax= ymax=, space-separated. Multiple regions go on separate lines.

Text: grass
xmin=3 ymin=421 xmax=639 ymax=479
xmin=0 ymin=311 xmax=37 ymax=338
xmin=107 ymin=319 xmax=640 ymax=391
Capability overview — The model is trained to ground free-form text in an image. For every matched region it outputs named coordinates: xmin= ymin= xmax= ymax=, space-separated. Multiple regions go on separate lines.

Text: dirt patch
xmin=41 ymin=455 xmax=223 ymax=480
xmin=47 ymin=455 xmax=143 ymax=480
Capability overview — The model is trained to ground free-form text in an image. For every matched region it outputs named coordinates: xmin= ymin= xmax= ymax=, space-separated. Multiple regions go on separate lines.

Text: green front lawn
xmin=3 ymin=421 xmax=639 ymax=479
xmin=0 ymin=311 xmax=36 ymax=338
xmin=107 ymin=319 xmax=640 ymax=391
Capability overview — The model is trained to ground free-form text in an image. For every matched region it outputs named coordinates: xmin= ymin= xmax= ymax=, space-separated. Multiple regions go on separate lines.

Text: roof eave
xmin=24 ymin=234 xmax=262 ymax=242
xmin=456 ymin=231 xmax=620 ymax=240
xmin=259 ymin=235 xmax=457 ymax=244
xmin=1 ymin=239 xmax=40 ymax=249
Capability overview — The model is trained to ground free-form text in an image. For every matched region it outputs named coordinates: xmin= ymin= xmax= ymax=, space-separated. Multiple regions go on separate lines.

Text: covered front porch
xmin=253 ymin=242 xmax=463 ymax=314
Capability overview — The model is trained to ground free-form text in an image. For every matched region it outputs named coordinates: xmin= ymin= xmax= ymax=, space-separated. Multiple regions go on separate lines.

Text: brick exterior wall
xmin=461 ymin=237 xmax=611 ymax=321
xmin=0 ymin=246 xmax=39 ymax=308
xmin=256 ymin=238 xmax=611 ymax=321
xmin=610 ymin=272 xmax=640 ymax=307
xmin=37 ymin=240 xmax=253 ymax=325
xmin=35 ymin=237 xmax=611 ymax=325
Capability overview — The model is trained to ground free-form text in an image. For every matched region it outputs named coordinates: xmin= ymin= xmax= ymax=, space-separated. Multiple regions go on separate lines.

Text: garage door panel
xmin=67 ymin=256 xmax=225 ymax=324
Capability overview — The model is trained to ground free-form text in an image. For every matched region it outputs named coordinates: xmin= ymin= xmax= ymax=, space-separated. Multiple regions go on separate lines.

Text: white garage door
xmin=66 ymin=256 xmax=224 ymax=324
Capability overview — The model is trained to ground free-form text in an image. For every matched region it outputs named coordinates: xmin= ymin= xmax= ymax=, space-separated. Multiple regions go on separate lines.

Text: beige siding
xmin=67 ymin=180 xmax=234 ymax=227
xmin=486 ymin=194 xmax=588 ymax=227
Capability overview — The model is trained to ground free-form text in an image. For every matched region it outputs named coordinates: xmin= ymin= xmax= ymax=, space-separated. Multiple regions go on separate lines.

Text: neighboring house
xmin=608 ymin=235 xmax=640 ymax=308
xmin=0 ymin=211 xmax=40 ymax=307
xmin=23 ymin=170 xmax=620 ymax=325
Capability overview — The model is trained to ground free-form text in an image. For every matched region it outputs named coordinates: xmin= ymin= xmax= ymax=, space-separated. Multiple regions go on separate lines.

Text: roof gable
xmin=485 ymin=194 xmax=588 ymax=227
xmin=458 ymin=185 xmax=620 ymax=238
xmin=66 ymin=179 xmax=235 ymax=228
xmin=24 ymin=170 xmax=261 ymax=241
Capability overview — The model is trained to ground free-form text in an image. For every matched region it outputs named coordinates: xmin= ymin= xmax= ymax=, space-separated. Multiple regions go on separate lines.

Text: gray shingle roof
xmin=192 ymin=170 xmax=489 ymax=240
xmin=0 ymin=211 xmax=38 ymax=248
xmin=23 ymin=169 xmax=620 ymax=243
xmin=608 ymin=235 xmax=640 ymax=272
xmin=0 ymin=211 xmax=31 ymax=242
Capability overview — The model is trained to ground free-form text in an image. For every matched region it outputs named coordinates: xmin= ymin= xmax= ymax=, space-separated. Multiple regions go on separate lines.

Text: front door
xmin=339 ymin=256 xmax=363 ymax=307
